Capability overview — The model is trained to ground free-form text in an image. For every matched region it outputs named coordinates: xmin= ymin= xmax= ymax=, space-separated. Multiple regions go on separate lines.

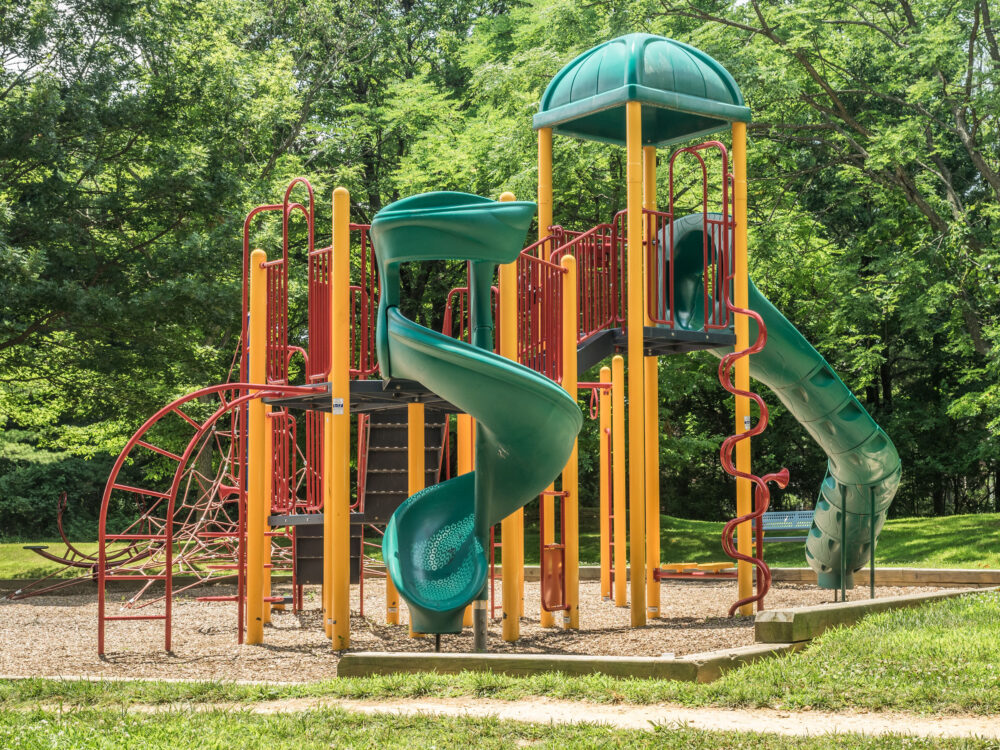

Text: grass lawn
xmin=4 ymin=512 xmax=998 ymax=580
xmin=527 ymin=512 xmax=1000 ymax=568
xmin=0 ymin=541 xmax=99 ymax=580
xmin=3 ymin=591 xmax=999 ymax=715
xmin=0 ymin=707 xmax=986 ymax=750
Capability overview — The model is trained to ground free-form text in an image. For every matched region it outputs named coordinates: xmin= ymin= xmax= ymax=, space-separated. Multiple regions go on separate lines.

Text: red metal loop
xmin=576 ymin=382 xmax=610 ymax=420
xmin=718 ymin=299 xmax=789 ymax=615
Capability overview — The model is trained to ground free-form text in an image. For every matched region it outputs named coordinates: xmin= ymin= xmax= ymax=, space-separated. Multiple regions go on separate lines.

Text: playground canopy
xmin=533 ymin=33 xmax=751 ymax=146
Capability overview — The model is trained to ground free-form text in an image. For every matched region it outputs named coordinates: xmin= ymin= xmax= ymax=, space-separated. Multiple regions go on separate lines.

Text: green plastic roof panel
xmin=533 ymin=33 xmax=750 ymax=147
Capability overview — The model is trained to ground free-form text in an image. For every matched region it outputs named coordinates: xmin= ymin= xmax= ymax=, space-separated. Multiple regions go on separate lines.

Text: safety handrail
xmin=550 ymin=223 xmax=618 ymax=342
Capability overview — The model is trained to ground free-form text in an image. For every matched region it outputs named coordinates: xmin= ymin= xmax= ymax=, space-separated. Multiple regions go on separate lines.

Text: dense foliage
xmin=1 ymin=0 xmax=997 ymax=537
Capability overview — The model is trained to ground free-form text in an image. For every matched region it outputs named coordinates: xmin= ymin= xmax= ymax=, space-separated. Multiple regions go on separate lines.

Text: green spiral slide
xmin=372 ymin=192 xmax=582 ymax=634
xmin=666 ymin=214 xmax=900 ymax=589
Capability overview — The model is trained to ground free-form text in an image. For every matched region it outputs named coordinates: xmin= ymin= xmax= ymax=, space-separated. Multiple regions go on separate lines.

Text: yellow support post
xmin=246 ymin=248 xmax=267 ymax=645
xmin=599 ymin=366 xmax=611 ymax=600
xmin=540 ymin=503 xmax=555 ymax=627
xmin=611 ymin=355 xmax=627 ymax=607
xmin=732 ymin=123 xmax=753 ymax=615
xmin=642 ymin=145 xmax=661 ymax=619
xmin=538 ymin=126 xmax=557 ymax=629
xmin=538 ymin=128 xmax=553 ymax=241
xmin=407 ymin=402 xmax=425 ymax=637
xmin=330 ymin=187 xmax=351 ymax=649
xmin=322 ymin=412 xmax=333 ymax=637
xmin=457 ymin=415 xmax=473 ymax=473
xmin=502 ymin=189 xmax=526 ymax=625
xmin=457 ymin=413 xmax=474 ymax=627
xmin=385 ymin=555 xmax=401 ymax=625
xmin=560 ymin=255 xmax=579 ymax=629
xmin=643 ymin=360 xmax=659 ymax=617
xmin=515 ymin=506 xmax=524 ymax=620
xmin=626 ymin=100 xmax=646 ymax=627
xmin=499 ymin=196 xmax=520 ymax=640
xmin=263 ymin=407 xmax=273 ymax=624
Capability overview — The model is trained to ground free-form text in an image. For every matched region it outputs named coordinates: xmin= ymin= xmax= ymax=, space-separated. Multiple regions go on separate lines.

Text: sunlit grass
xmin=0 ymin=707 xmax=985 ymax=749
xmin=6 ymin=513 xmax=999 ymax=581
xmin=3 ymin=592 xmax=998 ymax=715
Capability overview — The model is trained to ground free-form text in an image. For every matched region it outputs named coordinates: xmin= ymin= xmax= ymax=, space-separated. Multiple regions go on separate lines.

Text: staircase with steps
xmin=288 ymin=407 xmax=448 ymax=587
xmin=360 ymin=408 xmax=448 ymax=524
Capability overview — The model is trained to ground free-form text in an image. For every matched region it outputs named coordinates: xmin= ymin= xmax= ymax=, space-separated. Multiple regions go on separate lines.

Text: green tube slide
xmin=372 ymin=192 xmax=582 ymax=634
xmin=665 ymin=214 xmax=900 ymax=589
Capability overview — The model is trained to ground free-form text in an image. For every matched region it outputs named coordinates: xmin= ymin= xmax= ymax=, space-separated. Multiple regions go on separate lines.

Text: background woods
xmin=1 ymin=0 xmax=997 ymax=538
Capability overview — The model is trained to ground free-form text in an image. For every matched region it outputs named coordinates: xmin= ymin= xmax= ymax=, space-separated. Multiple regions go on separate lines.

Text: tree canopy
xmin=1 ymin=0 xmax=997 ymax=537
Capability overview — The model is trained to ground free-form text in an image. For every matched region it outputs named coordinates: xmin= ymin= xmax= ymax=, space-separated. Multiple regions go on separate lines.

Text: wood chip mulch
xmin=0 ymin=579 xmax=947 ymax=683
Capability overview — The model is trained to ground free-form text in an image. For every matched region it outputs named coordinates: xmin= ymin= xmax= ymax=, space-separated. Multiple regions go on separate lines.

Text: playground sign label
xmin=332 ymin=398 xmax=345 ymax=415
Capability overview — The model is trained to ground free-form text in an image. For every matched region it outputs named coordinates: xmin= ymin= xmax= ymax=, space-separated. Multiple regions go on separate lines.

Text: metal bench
xmin=734 ymin=509 xmax=814 ymax=543
xmin=658 ymin=511 xmax=816 ymax=582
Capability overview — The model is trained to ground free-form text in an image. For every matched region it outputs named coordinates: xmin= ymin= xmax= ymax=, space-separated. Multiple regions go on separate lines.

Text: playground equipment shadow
xmin=5 ymin=513 xmax=998 ymax=585
xmin=0 ymin=578 xmax=950 ymax=684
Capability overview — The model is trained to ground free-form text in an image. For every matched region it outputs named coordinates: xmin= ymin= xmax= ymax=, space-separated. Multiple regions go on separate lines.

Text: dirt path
xmin=125 ymin=696 xmax=1000 ymax=739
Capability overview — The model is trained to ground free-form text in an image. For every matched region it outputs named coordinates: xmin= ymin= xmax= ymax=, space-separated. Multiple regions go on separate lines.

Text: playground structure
xmin=10 ymin=34 xmax=899 ymax=655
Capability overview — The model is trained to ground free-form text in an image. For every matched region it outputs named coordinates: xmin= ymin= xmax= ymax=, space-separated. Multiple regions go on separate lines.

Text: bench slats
xmin=732 ymin=510 xmax=814 ymax=544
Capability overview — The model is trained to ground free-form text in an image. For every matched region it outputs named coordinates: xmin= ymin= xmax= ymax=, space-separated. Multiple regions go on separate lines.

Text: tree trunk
xmin=995 ymin=467 xmax=1000 ymax=513
xmin=932 ymin=480 xmax=945 ymax=516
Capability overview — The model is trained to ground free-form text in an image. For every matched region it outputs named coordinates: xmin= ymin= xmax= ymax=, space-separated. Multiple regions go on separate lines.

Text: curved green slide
xmin=663 ymin=214 xmax=900 ymax=589
xmin=372 ymin=192 xmax=582 ymax=634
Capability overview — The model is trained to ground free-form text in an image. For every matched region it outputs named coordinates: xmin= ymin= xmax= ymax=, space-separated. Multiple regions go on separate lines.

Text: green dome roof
xmin=533 ymin=33 xmax=750 ymax=147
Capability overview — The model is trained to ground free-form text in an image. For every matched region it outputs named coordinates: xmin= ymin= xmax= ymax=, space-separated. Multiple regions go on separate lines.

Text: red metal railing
xmin=351 ymin=224 xmax=379 ymax=378
xmin=307 ymin=244 xmax=332 ymax=381
xmin=304 ymin=409 xmax=324 ymax=512
xmin=264 ymin=259 xmax=289 ymax=384
xmin=268 ymin=409 xmax=297 ymax=514
xmin=442 ymin=282 xmax=500 ymax=350
xmin=550 ymin=224 xmax=618 ymax=343
xmin=662 ymin=141 xmax=732 ymax=329
xmin=242 ymin=178 xmax=315 ymax=387
xmin=516 ymin=239 xmax=566 ymax=383
xmin=641 ymin=205 xmax=732 ymax=329
xmin=96 ymin=382 xmax=323 ymax=654
xmin=307 ymin=224 xmax=380 ymax=380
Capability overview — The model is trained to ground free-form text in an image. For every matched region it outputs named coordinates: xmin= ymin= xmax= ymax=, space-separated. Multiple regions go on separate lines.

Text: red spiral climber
xmin=718 ymin=301 xmax=789 ymax=616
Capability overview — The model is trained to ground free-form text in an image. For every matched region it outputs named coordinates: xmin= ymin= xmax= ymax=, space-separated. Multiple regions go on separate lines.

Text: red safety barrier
xmin=308 ymin=224 xmax=380 ymax=380
xmin=308 ymin=244 xmax=332 ymax=381
xmin=662 ymin=141 xmax=731 ymax=330
xmin=350 ymin=224 xmax=380 ymax=378
xmin=516 ymin=238 xmax=566 ymax=382
xmin=550 ymin=224 xmax=618 ymax=342
xmin=305 ymin=409 xmax=324 ymax=512
xmin=268 ymin=409 xmax=297 ymax=515
xmin=442 ymin=281 xmax=500 ymax=350
xmin=96 ymin=382 xmax=324 ymax=655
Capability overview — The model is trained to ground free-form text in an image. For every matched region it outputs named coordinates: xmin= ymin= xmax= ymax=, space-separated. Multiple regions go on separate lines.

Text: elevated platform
xmin=577 ymin=325 xmax=735 ymax=373
xmin=264 ymin=379 xmax=460 ymax=416
xmin=268 ymin=325 xmax=735 ymax=415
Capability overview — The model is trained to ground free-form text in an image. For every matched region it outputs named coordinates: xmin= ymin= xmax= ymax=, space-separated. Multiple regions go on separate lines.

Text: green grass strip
xmin=6 ymin=513 xmax=999 ymax=579
xmin=0 ymin=706 xmax=992 ymax=749
xmin=2 ymin=591 xmax=998 ymax=715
